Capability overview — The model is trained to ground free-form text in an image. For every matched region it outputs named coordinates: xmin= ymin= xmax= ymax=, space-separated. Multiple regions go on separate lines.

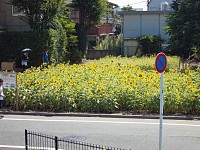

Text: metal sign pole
xmin=159 ymin=72 xmax=164 ymax=150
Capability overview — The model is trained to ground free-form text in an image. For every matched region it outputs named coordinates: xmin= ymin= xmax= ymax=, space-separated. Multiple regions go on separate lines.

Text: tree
xmin=71 ymin=0 xmax=108 ymax=55
xmin=113 ymin=9 xmax=122 ymax=36
xmin=166 ymin=0 xmax=200 ymax=59
xmin=11 ymin=0 xmax=78 ymax=63
xmin=72 ymin=0 xmax=108 ymax=28
xmin=121 ymin=5 xmax=134 ymax=11
xmin=136 ymin=35 xmax=164 ymax=55
xmin=10 ymin=0 xmax=66 ymax=30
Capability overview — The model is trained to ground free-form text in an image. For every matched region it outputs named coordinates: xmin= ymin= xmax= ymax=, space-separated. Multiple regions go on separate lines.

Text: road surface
xmin=0 ymin=115 xmax=200 ymax=150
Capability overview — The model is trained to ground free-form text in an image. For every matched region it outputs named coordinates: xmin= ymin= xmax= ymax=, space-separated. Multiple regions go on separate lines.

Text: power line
xmin=119 ymin=1 xmax=147 ymax=7
xmin=129 ymin=1 xmax=147 ymax=5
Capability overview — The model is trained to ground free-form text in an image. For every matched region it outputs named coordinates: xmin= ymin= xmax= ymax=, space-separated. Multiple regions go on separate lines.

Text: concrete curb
xmin=1 ymin=110 xmax=200 ymax=120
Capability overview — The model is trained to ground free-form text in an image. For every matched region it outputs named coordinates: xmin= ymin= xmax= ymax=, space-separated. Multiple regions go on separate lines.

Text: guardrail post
xmin=25 ymin=129 xmax=28 ymax=150
xmin=55 ymin=136 xmax=58 ymax=150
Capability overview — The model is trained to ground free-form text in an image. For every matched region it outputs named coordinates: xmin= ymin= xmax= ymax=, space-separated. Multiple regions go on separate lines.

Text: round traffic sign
xmin=155 ymin=53 xmax=167 ymax=73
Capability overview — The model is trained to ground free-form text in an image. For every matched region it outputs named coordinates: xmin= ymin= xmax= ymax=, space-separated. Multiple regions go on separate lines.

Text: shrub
xmin=136 ymin=35 xmax=164 ymax=56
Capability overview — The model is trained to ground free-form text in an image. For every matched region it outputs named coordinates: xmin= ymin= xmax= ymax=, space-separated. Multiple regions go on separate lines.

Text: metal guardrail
xmin=25 ymin=129 xmax=128 ymax=150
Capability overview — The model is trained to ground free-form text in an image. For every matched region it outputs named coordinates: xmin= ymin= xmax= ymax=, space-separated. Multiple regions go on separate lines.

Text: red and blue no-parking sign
xmin=155 ymin=53 xmax=167 ymax=73
xmin=155 ymin=52 xmax=167 ymax=150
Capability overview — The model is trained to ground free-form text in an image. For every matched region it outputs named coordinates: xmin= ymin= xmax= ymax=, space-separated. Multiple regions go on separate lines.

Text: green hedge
xmin=0 ymin=31 xmax=49 ymax=67
xmin=0 ymin=28 xmax=69 ymax=68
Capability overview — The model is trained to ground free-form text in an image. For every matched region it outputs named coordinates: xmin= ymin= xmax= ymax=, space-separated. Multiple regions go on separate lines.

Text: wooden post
xmin=15 ymin=73 xmax=19 ymax=111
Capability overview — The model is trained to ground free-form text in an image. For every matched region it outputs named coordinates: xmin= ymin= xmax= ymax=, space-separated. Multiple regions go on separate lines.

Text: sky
xmin=108 ymin=0 xmax=147 ymax=11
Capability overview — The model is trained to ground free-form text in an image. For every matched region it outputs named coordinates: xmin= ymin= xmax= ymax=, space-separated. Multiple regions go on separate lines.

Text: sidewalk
xmin=0 ymin=109 xmax=200 ymax=120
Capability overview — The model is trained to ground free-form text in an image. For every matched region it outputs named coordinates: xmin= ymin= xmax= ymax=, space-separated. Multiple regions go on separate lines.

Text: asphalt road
xmin=0 ymin=115 xmax=200 ymax=150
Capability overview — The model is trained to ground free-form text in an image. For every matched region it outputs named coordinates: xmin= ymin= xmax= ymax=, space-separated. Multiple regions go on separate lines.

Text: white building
xmin=119 ymin=10 xmax=171 ymax=56
xmin=147 ymin=0 xmax=173 ymax=11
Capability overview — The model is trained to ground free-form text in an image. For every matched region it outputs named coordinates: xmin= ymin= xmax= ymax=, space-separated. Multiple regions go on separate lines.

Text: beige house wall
xmin=124 ymin=39 xmax=138 ymax=56
xmin=123 ymin=13 xmax=169 ymax=40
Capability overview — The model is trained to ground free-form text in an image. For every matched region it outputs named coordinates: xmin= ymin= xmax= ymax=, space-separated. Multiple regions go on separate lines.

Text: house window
xmin=12 ymin=5 xmax=24 ymax=16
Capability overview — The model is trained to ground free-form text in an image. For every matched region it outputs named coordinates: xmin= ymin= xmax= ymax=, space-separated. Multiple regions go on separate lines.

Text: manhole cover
xmin=62 ymin=136 xmax=86 ymax=142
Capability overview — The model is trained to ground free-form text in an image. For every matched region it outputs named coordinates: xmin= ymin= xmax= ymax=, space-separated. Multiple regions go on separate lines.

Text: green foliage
xmin=59 ymin=9 xmax=77 ymax=49
xmin=0 ymin=31 xmax=49 ymax=67
xmin=94 ymin=35 xmax=121 ymax=53
xmin=48 ymin=17 xmax=67 ymax=63
xmin=72 ymin=0 xmax=108 ymax=28
xmin=71 ymin=0 xmax=108 ymax=55
xmin=66 ymin=48 xmax=82 ymax=64
xmin=75 ymin=24 xmax=87 ymax=57
xmin=10 ymin=0 xmax=66 ymax=30
xmin=121 ymin=5 xmax=134 ymax=11
xmin=191 ymin=47 xmax=200 ymax=60
xmin=0 ymin=29 xmax=76 ymax=67
xmin=114 ymin=24 xmax=121 ymax=36
xmin=166 ymin=0 xmax=200 ymax=59
xmin=113 ymin=10 xmax=122 ymax=36
xmin=59 ymin=8 xmax=79 ymax=63
xmin=136 ymin=35 xmax=164 ymax=55
xmin=9 ymin=0 xmax=79 ymax=63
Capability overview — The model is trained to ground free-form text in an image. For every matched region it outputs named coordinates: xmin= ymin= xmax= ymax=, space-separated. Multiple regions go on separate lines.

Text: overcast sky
xmin=108 ymin=0 xmax=147 ymax=10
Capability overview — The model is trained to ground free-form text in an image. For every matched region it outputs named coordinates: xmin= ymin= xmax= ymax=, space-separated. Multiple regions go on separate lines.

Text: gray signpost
xmin=155 ymin=52 xmax=167 ymax=150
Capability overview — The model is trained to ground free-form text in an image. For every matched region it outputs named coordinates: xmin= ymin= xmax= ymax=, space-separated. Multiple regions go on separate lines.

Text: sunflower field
xmin=4 ymin=56 xmax=200 ymax=114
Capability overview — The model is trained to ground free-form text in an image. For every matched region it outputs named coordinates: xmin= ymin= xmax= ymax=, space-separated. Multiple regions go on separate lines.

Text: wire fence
xmin=25 ymin=129 xmax=129 ymax=150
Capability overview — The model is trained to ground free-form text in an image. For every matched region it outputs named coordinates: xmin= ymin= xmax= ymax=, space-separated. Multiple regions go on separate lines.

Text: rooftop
xmin=119 ymin=10 xmax=172 ymax=15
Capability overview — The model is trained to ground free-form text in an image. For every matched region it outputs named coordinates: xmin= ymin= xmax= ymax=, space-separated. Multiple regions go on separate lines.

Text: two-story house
xmin=119 ymin=10 xmax=171 ymax=56
xmin=118 ymin=1 xmax=173 ymax=56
